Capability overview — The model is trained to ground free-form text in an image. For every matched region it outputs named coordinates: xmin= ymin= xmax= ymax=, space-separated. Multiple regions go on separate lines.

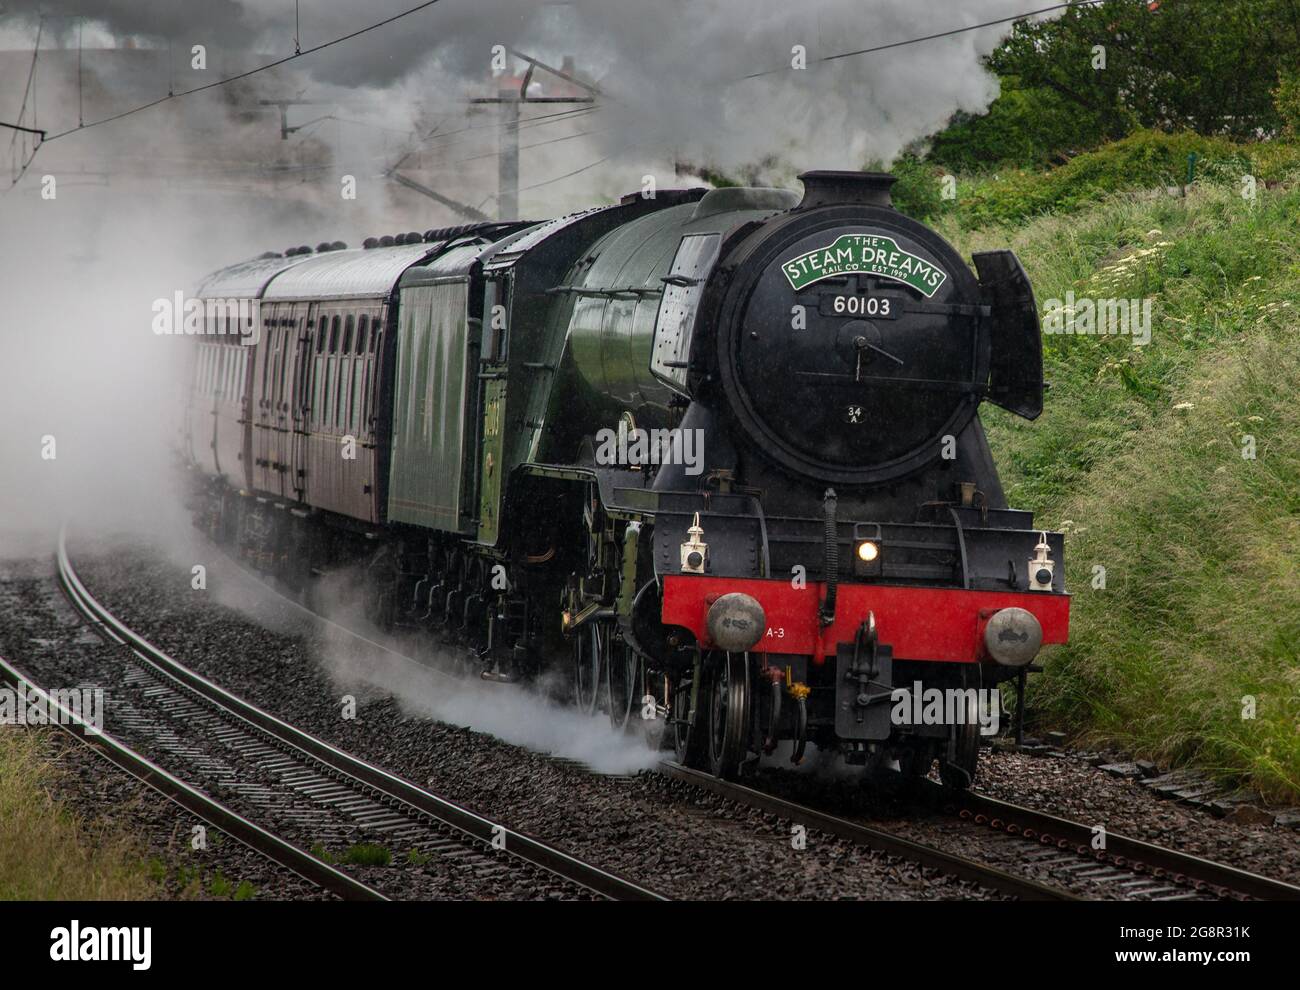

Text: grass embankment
xmin=942 ymin=130 xmax=1300 ymax=227
xmin=932 ymin=137 xmax=1300 ymax=800
xmin=0 ymin=728 xmax=160 ymax=898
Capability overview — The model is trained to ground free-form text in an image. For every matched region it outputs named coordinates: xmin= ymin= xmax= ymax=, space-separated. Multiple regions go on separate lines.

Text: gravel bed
xmin=0 ymin=559 xmax=579 ymax=901
xmin=67 ymin=535 xmax=1008 ymax=901
xmin=33 ymin=726 xmax=326 ymax=900
xmin=973 ymin=748 xmax=1300 ymax=885
xmin=717 ymin=765 xmax=1223 ymax=900
xmin=0 ymin=558 xmax=322 ymax=901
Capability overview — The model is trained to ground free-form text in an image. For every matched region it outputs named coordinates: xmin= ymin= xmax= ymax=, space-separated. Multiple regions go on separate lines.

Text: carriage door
xmin=271 ymin=305 xmax=298 ymax=498
xmin=252 ymin=315 xmax=279 ymax=495
xmin=476 ymin=276 xmax=511 ymax=546
xmin=290 ymin=305 xmax=316 ymax=500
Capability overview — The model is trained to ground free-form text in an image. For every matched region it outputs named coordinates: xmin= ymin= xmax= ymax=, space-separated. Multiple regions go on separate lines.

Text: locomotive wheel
xmin=898 ymin=741 xmax=936 ymax=779
xmin=790 ymin=693 xmax=808 ymax=765
xmin=606 ymin=635 xmax=642 ymax=731
xmin=939 ymin=685 xmax=982 ymax=789
xmin=707 ymin=651 xmax=752 ymax=780
xmin=573 ymin=621 xmax=605 ymax=716
xmin=671 ymin=669 xmax=709 ymax=768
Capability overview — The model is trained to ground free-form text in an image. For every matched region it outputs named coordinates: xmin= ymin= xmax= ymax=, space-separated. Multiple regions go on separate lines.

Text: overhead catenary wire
xmin=386 ymin=105 xmax=600 ymax=172
xmin=6 ymin=105 xmax=601 ymax=186
xmin=3 ymin=0 xmax=452 ymax=192
xmin=442 ymin=126 xmax=604 ymax=167
xmin=399 ymin=108 xmax=602 ymax=174
xmin=10 ymin=17 xmax=44 ymax=150
xmin=5 ymin=1 xmax=1109 ymax=195
xmin=78 ymin=18 xmax=84 ymax=127
xmin=39 ymin=0 xmax=452 ymax=142
xmin=742 ymin=0 xmax=1107 ymax=79
xmin=7 ymin=16 xmax=45 ymax=187
xmin=517 ymin=155 xmax=611 ymax=192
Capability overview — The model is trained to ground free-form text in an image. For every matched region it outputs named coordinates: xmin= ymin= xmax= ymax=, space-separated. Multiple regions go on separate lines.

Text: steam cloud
xmin=4 ymin=0 xmax=1026 ymax=178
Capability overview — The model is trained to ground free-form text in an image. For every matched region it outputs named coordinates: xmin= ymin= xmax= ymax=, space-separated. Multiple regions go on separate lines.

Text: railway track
xmin=659 ymin=759 xmax=1299 ymax=901
xmin=0 ymin=651 xmax=386 ymax=901
xmin=921 ymin=782 xmax=1300 ymax=902
xmin=657 ymin=760 xmax=1074 ymax=900
xmin=54 ymin=530 xmax=665 ymax=902
xmin=71 ymin=533 xmax=1300 ymax=902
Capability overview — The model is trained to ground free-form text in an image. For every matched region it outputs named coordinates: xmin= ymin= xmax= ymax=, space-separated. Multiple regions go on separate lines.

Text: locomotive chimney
xmin=795 ymin=170 xmax=897 ymax=210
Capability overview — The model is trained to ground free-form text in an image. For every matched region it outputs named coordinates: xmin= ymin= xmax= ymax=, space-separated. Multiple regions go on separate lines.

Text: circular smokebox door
xmin=721 ymin=220 xmax=985 ymax=485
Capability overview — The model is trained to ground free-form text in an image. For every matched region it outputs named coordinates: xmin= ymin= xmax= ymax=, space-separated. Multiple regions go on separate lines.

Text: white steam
xmin=183 ymin=541 xmax=659 ymax=774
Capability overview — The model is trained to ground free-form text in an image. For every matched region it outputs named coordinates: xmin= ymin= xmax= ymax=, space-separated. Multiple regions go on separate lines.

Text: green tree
xmin=926 ymin=1 xmax=1300 ymax=171
xmin=870 ymin=154 xmax=945 ymax=220
xmin=928 ymin=75 xmax=1110 ymax=171
xmin=1275 ymin=69 xmax=1300 ymax=134
xmin=987 ymin=0 xmax=1300 ymax=141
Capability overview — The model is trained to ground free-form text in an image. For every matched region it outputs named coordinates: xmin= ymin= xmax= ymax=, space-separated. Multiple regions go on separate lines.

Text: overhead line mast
xmin=470 ymin=51 xmax=598 ymax=220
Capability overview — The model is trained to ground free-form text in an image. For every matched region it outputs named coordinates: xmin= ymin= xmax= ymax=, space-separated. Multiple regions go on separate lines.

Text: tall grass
xmin=903 ymin=130 xmax=1300 ymax=227
xmin=0 ymin=729 xmax=160 ymax=899
xmin=941 ymin=174 xmax=1300 ymax=800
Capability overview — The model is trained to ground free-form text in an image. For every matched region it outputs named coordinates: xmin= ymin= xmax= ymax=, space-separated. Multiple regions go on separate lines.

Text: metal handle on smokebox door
xmin=819 ymin=488 xmax=838 ymax=627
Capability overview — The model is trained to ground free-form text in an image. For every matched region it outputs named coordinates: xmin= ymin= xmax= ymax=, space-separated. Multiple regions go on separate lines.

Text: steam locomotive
xmin=183 ymin=170 xmax=1069 ymax=785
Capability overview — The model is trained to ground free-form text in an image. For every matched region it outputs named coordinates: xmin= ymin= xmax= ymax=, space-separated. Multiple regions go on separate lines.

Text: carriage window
xmin=278 ymin=339 xmax=290 ymax=404
xmin=338 ymin=358 xmax=348 ymax=428
xmin=318 ymin=364 xmax=326 ymax=428
xmin=329 ymin=315 xmax=341 ymax=353
xmin=481 ymin=282 xmax=508 ymax=362
xmin=313 ymin=358 xmax=325 ymax=428
xmin=331 ymin=368 xmax=339 ymax=430
xmin=370 ymin=314 xmax=381 ymax=351
xmin=351 ymin=360 xmax=361 ymax=432
xmin=361 ymin=372 xmax=371 ymax=433
xmin=319 ymin=361 xmax=330 ymax=426
xmin=355 ymin=315 xmax=367 ymax=354
xmin=365 ymin=352 xmax=377 ymax=424
xmin=357 ymin=362 xmax=367 ymax=431
xmin=347 ymin=364 xmax=358 ymax=432
xmin=342 ymin=314 xmax=354 ymax=354
xmin=259 ymin=344 xmax=270 ymax=401
xmin=270 ymin=342 xmax=281 ymax=406
xmin=336 ymin=359 xmax=347 ymax=430
xmin=343 ymin=361 xmax=352 ymax=430
xmin=317 ymin=316 xmax=328 ymax=352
